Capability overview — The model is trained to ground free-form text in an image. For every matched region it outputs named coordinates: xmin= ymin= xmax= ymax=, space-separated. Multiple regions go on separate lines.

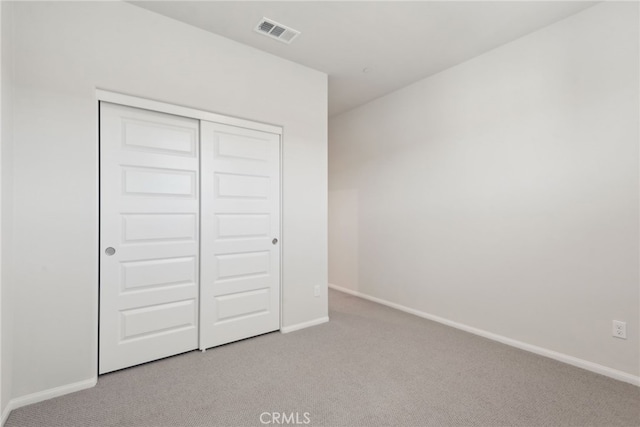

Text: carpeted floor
xmin=6 ymin=289 xmax=640 ymax=427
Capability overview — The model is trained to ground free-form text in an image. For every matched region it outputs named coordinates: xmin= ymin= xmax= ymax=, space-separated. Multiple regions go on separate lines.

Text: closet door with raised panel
xmin=99 ymin=103 xmax=199 ymax=374
xmin=200 ymin=121 xmax=281 ymax=350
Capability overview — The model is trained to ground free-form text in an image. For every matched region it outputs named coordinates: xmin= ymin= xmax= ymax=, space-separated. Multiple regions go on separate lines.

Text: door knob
xmin=105 ymin=247 xmax=116 ymax=256
xmin=272 ymin=238 xmax=278 ymax=245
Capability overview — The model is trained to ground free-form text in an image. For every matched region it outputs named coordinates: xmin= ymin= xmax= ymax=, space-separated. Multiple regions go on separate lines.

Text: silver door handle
xmin=272 ymin=238 xmax=278 ymax=245
xmin=105 ymin=247 xmax=116 ymax=256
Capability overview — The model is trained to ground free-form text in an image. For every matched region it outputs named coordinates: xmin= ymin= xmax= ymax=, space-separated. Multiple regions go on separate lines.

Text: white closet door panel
xmin=211 ymin=201 xmax=272 ymax=215
xmin=121 ymin=256 xmax=196 ymax=290
xmin=116 ymin=242 xmax=198 ymax=260
xmin=121 ymin=214 xmax=197 ymax=242
xmin=200 ymin=122 xmax=281 ymax=349
xmin=118 ymin=287 xmax=198 ymax=311
xmin=216 ymin=213 xmax=271 ymax=238
xmin=100 ymin=102 xmax=199 ymax=374
xmin=118 ymin=152 xmax=198 ymax=169
xmin=118 ymin=199 xmax=198 ymax=214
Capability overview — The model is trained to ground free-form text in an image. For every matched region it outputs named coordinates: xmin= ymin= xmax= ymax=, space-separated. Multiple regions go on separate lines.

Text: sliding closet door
xmin=200 ymin=122 xmax=281 ymax=350
xmin=99 ymin=103 xmax=199 ymax=374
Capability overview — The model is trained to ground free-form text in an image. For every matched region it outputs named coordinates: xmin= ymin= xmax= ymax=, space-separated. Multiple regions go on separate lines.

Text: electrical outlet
xmin=314 ymin=285 xmax=320 ymax=297
xmin=612 ymin=320 xmax=627 ymax=339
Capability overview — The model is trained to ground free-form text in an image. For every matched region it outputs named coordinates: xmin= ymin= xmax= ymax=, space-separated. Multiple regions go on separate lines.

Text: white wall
xmin=1 ymin=0 xmax=3 ymax=418
xmin=1 ymin=0 xmax=14 ymax=420
xmin=8 ymin=1 xmax=327 ymax=401
xmin=329 ymin=2 xmax=639 ymax=378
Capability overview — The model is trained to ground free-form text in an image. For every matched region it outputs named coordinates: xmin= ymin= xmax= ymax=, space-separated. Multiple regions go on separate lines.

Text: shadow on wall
xmin=328 ymin=188 xmax=358 ymax=293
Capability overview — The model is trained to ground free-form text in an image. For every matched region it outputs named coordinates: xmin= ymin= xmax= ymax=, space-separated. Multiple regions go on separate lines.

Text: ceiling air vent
xmin=254 ymin=18 xmax=300 ymax=44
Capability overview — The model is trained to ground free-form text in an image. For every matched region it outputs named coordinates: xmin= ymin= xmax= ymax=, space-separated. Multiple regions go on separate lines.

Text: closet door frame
xmin=96 ymin=89 xmax=284 ymax=373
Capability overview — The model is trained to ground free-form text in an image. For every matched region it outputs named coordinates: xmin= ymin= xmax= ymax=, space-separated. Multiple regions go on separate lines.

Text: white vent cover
xmin=254 ymin=18 xmax=300 ymax=44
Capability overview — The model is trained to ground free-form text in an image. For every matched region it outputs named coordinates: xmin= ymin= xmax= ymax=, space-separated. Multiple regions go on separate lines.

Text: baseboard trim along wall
xmin=1 ymin=404 xmax=11 ymax=427
xmin=281 ymin=316 xmax=330 ymax=334
xmin=2 ymin=377 xmax=97 ymax=425
xmin=328 ymin=284 xmax=640 ymax=387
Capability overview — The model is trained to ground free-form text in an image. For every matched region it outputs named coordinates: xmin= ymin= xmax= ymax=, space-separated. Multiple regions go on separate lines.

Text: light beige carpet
xmin=6 ymin=289 xmax=640 ymax=426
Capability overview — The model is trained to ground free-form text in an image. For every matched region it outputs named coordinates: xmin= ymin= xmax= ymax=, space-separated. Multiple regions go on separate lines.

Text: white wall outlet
xmin=612 ymin=320 xmax=627 ymax=339
xmin=314 ymin=285 xmax=320 ymax=297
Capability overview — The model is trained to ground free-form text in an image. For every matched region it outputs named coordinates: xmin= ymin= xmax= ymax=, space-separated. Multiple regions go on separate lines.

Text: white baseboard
xmin=281 ymin=316 xmax=329 ymax=334
xmin=2 ymin=376 xmax=97 ymax=425
xmin=1 ymin=403 xmax=11 ymax=427
xmin=328 ymin=283 xmax=640 ymax=387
